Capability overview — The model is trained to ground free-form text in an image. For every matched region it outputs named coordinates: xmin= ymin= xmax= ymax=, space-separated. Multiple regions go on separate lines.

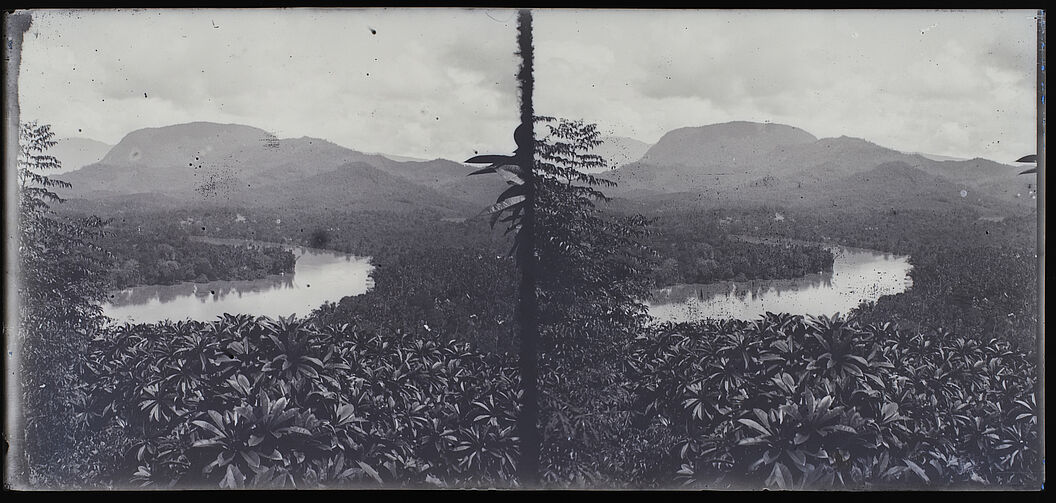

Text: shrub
xmin=84 ymin=314 xmax=521 ymax=488
xmin=626 ymin=313 xmax=1039 ymax=489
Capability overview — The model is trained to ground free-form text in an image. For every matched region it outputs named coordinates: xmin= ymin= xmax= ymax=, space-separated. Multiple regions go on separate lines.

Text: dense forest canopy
xmin=13 ymin=113 xmax=1041 ymax=489
xmin=102 ymin=223 xmax=296 ymax=289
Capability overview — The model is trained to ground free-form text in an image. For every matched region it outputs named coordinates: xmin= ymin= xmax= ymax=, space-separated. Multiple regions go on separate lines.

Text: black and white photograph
xmin=2 ymin=8 xmax=1044 ymax=490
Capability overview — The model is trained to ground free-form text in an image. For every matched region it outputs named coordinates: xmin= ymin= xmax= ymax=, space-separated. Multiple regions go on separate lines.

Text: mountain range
xmin=601 ymin=121 xmax=1035 ymax=212
xmin=56 ymin=122 xmax=506 ymax=214
xmin=54 ymin=120 xmax=1035 ymax=216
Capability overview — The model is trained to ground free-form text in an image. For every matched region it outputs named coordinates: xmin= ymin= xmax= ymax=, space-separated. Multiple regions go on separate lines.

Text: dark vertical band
xmin=3 ymin=11 xmax=33 ymax=490
xmin=1033 ymin=9 xmax=1045 ymax=489
xmin=514 ymin=8 xmax=540 ymax=487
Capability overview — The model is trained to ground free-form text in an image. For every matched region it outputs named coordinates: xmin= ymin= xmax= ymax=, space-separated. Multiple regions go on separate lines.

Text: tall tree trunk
xmin=514 ymin=8 xmax=540 ymax=487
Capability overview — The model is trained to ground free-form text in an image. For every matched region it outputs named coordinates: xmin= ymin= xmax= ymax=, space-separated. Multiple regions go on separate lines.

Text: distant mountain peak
xmin=99 ymin=122 xmax=280 ymax=167
xmin=54 ymin=120 xmax=506 ymax=212
xmin=49 ymin=137 xmax=113 ymax=174
xmin=127 ymin=121 xmax=272 ymax=136
xmin=587 ymin=135 xmax=652 ymax=172
xmin=638 ymin=121 xmax=818 ymax=168
xmin=600 ymin=120 xmax=1030 ymax=211
xmin=812 ymin=136 xmax=886 ymax=150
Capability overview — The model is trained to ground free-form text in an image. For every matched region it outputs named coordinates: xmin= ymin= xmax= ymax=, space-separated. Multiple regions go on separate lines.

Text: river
xmin=102 ymin=238 xmax=374 ymax=324
xmin=103 ymin=237 xmax=910 ymax=325
xmin=646 ymin=244 xmax=913 ymax=323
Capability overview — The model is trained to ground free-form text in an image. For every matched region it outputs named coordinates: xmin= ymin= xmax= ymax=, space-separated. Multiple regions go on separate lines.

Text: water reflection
xmin=106 ymin=273 xmax=297 ymax=306
xmin=647 ymin=245 xmax=912 ymax=322
xmin=103 ymin=239 xmax=374 ymax=324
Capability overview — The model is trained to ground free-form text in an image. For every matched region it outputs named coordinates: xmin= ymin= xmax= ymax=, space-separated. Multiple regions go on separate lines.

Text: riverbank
xmin=647 ymin=244 xmax=912 ymax=323
xmin=102 ymin=238 xmax=374 ymax=324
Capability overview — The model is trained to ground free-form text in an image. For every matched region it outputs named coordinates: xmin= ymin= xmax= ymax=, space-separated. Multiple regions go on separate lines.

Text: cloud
xmin=534 ymin=9 xmax=1038 ymax=162
xmin=18 ymin=8 xmax=521 ymax=161
xmin=17 ymin=9 xmax=1038 ymax=164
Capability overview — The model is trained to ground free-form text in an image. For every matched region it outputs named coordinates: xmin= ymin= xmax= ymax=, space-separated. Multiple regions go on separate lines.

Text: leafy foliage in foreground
xmin=79 ymin=310 xmax=1041 ymax=489
xmin=17 ymin=123 xmax=117 ymax=486
xmin=625 ymin=313 xmax=1039 ymax=489
xmin=85 ymin=314 xmax=521 ymax=488
xmin=527 ymin=118 xmax=658 ymax=485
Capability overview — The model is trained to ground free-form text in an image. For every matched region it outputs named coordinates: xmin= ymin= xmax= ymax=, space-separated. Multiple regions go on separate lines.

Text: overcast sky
xmin=18 ymin=9 xmax=1039 ymax=164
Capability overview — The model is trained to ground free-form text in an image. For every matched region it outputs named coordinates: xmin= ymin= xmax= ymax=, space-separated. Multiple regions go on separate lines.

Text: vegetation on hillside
xmin=623 ymin=314 xmax=1038 ymax=488
xmin=78 ymin=308 xmax=1041 ymax=488
xmin=315 ymin=248 xmax=518 ymax=354
xmin=13 ymin=121 xmax=1041 ymax=490
xmin=651 ymin=228 xmax=834 ymax=286
xmin=101 ymin=225 xmax=296 ymax=289
xmin=16 ymin=122 xmax=118 ymax=486
xmin=84 ymin=315 xmax=521 ymax=488
xmin=855 ymin=246 xmax=1038 ymax=355
xmin=530 ymin=117 xmax=656 ymax=484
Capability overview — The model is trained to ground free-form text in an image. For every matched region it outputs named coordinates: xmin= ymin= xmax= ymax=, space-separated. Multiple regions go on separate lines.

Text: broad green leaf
xmin=496 ymin=165 xmax=525 ymax=185
xmin=356 ymin=461 xmax=384 ymax=484
xmin=738 ymin=418 xmax=771 ymax=436
xmin=220 ymin=464 xmax=246 ymax=489
xmin=496 ymin=184 xmax=528 ymax=204
xmin=478 ymin=196 xmax=526 ymax=226
xmin=465 ymin=154 xmax=516 ymax=165
xmin=904 ymin=459 xmax=930 ymax=483
xmin=192 ymin=419 xmax=226 ymax=438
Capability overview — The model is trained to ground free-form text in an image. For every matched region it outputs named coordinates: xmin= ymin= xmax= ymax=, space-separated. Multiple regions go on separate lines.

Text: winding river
xmin=102 ymin=238 xmax=374 ymax=324
xmin=646 ymin=245 xmax=913 ymax=323
xmin=103 ymin=237 xmax=911 ymax=325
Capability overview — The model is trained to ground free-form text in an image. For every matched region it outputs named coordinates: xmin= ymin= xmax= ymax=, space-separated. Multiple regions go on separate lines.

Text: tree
xmin=532 ymin=117 xmax=656 ymax=485
xmin=533 ymin=116 xmax=654 ymax=350
xmin=513 ymin=9 xmax=540 ymax=486
xmin=463 ymin=10 xmax=539 ymax=484
xmin=17 ymin=122 xmax=115 ymax=485
xmin=466 ymin=73 xmax=656 ymax=490
xmin=469 ymin=117 xmax=658 ymax=485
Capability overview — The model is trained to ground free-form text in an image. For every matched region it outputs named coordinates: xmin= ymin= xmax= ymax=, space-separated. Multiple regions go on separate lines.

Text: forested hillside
xmin=16 ymin=118 xmax=1041 ymax=490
